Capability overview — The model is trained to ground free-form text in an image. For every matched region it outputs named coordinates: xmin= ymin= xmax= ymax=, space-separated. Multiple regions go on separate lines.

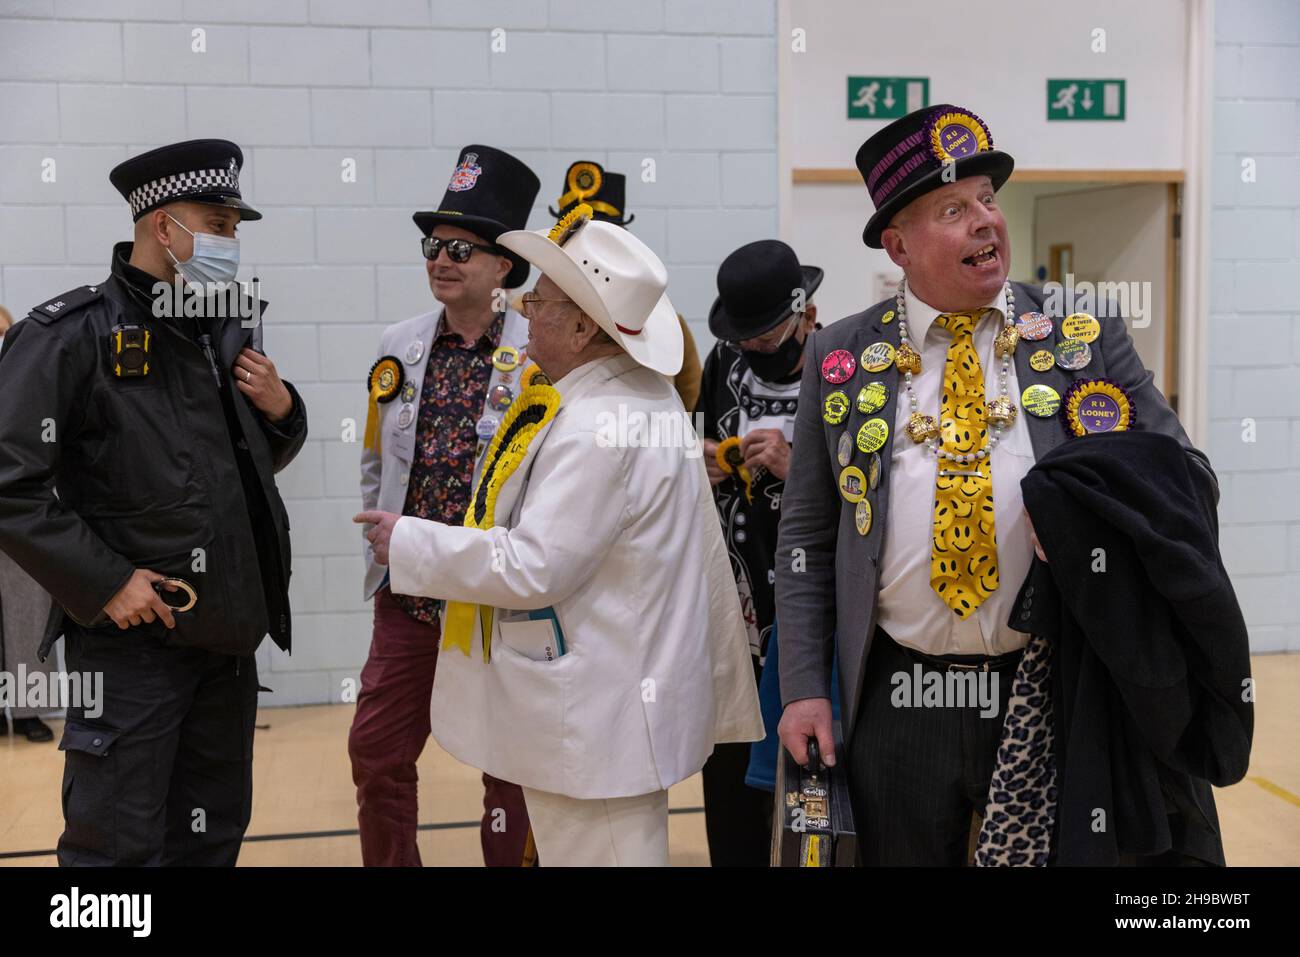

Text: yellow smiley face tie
xmin=930 ymin=311 xmax=998 ymax=618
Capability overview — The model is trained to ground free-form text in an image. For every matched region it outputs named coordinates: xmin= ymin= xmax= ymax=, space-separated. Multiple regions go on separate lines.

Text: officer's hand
xmin=234 ymin=348 xmax=294 ymax=423
xmin=103 ymin=569 xmax=177 ymax=631
xmin=702 ymin=439 xmax=726 ymax=486
xmin=778 ymin=697 xmax=836 ymax=768
xmin=353 ymin=510 xmax=400 ymax=566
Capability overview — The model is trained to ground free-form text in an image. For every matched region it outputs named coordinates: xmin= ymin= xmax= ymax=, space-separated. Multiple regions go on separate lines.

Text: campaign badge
xmin=1029 ymin=349 xmax=1055 ymax=372
xmin=1063 ymin=379 xmax=1135 ymax=437
xmin=405 ymin=340 xmax=424 ymax=365
xmin=860 ymin=341 xmax=896 ymax=373
xmin=856 ymin=381 xmax=888 ymax=414
xmin=856 ymin=418 xmax=889 ymax=454
xmin=881 ymin=309 xmax=896 ymax=325
xmin=493 ymin=345 xmax=520 ymax=372
xmin=397 ymin=403 xmax=415 ymax=430
xmin=837 ymin=431 xmax=853 ymax=468
xmin=838 ymin=466 xmax=867 ymax=503
xmin=822 ymin=349 xmax=856 ymax=384
xmin=855 ymin=499 xmax=873 ymax=536
xmin=488 ymin=383 xmax=514 ymax=410
xmin=823 ymin=390 xmax=850 ymax=425
xmin=1015 ymin=311 xmax=1052 ymax=341
xmin=1021 ymin=384 xmax=1062 ymax=418
xmin=868 ymin=452 xmax=881 ymax=490
xmin=401 ymin=380 xmax=417 ymax=403
xmin=1061 ymin=312 xmax=1100 ymax=343
xmin=1054 ymin=338 xmax=1092 ymax=371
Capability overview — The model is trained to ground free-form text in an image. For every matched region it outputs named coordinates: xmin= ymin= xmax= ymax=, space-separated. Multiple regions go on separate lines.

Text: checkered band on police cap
xmin=126 ymin=165 xmax=240 ymax=219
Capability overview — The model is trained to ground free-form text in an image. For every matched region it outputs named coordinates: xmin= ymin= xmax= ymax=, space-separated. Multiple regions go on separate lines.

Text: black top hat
xmin=708 ymin=240 xmax=823 ymax=342
xmin=413 ymin=145 xmax=540 ymax=288
xmin=110 ymin=139 xmax=261 ymax=222
xmin=548 ymin=161 xmax=634 ymax=227
xmin=857 ymin=104 xmax=1014 ymax=249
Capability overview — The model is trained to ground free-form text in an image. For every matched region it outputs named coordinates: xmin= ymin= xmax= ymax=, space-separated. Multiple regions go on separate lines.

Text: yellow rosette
xmin=363 ymin=356 xmax=403 ymax=453
xmin=715 ymin=435 xmax=754 ymax=503
xmin=442 ymin=382 xmax=563 ymax=660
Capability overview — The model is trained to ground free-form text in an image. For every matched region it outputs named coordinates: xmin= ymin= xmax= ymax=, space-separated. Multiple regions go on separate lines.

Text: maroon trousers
xmin=347 ymin=587 xmax=534 ymax=866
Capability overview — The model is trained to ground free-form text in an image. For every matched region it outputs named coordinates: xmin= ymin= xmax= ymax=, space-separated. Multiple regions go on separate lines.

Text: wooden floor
xmin=3 ymin=653 xmax=1298 ymax=867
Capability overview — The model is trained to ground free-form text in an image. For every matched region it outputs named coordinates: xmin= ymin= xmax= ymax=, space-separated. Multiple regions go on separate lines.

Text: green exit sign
xmin=848 ymin=76 xmax=929 ymax=119
xmin=1047 ymin=79 xmax=1126 ymax=120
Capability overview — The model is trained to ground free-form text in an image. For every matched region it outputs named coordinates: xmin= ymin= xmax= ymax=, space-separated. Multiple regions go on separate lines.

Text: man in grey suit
xmin=775 ymin=104 xmax=1214 ymax=865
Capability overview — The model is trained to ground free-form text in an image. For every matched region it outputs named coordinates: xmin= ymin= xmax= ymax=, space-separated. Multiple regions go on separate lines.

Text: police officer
xmin=0 ymin=139 xmax=308 ymax=866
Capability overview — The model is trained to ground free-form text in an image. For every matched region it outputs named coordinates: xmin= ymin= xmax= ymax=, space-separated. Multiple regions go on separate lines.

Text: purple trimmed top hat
xmin=856 ymin=104 xmax=1014 ymax=248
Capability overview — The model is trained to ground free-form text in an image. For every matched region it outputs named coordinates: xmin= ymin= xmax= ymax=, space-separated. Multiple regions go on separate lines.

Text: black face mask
xmin=743 ymin=327 xmax=805 ymax=382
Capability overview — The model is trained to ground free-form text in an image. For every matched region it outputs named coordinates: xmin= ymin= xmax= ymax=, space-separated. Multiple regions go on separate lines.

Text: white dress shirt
xmin=876 ymin=284 xmax=1034 ymax=656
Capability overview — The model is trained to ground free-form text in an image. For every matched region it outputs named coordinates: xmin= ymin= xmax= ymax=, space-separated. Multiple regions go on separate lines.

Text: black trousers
xmin=848 ymin=634 xmax=1014 ymax=866
xmin=702 ymin=653 xmax=773 ymax=866
xmin=57 ymin=624 xmax=259 ymax=866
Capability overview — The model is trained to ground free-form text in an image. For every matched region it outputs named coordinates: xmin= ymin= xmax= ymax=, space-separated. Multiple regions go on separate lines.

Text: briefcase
xmin=771 ymin=732 xmax=858 ymax=867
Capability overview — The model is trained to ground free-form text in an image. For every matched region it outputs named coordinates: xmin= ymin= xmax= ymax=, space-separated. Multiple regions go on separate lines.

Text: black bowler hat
xmin=413 ymin=145 xmax=540 ymax=288
xmin=857 ymin=104 xmax=1014 ymax=248
xmin=548 ymin=161 xmax=634 ymax=227
xmin=708 ymin=240 xmax=823 ymax=342
xmin=110 ymin=138 xmax=261 ymax=222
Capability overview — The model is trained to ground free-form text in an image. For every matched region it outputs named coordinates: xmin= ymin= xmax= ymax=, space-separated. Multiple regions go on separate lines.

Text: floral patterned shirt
xmin=394 ymin=311 xmax=504 ymax=624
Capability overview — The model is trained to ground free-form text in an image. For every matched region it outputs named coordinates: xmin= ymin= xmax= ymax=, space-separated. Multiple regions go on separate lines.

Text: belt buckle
xmin=946 ymin=660 xmax=987 ymax=673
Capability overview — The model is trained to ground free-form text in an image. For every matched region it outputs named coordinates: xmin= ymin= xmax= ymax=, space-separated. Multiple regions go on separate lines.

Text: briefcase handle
xmin=805 ymin=737 xmax=823 ymax=772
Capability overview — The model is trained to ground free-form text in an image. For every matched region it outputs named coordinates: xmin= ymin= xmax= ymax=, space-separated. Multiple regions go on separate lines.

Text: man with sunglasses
xmin=696 ymin=239 xmax=823 ymax=866
xmin=348 ymin=145 xmax=540 ymax=867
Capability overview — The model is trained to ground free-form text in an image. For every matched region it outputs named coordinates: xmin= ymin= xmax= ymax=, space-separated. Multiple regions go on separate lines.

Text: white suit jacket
xmin=389 ymin=352 xmax=765 ymax=799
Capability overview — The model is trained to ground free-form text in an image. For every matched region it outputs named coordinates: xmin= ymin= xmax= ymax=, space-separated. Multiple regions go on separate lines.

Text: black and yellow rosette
xmin=1061 ymin=378 xmax=1135 ymax=437
xmin=442 ymin=382 xmax=563 ymax=660
xmin=520 ymin=362 xmax=551 ymax=388
xmin=548 ymin=202 xmax=592 ymax=246
xmin=715 ymin=435 xmax=754 ymax=503
xmin=363 ymin=356 xmax=404 ymax=452
xmin=551 ymin=162 xmax=626 ymax=222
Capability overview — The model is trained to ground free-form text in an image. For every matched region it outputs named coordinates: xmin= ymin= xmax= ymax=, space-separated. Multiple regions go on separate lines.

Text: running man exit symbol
xmin=1047 ymin=79 xmax=1126 ymax=120
xmin=848 ymin=77 xmax=929 ymax=119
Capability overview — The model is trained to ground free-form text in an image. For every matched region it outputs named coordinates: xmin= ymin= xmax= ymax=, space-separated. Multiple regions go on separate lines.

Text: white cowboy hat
xmin=497 ymin=213 xmax=683 ymax=376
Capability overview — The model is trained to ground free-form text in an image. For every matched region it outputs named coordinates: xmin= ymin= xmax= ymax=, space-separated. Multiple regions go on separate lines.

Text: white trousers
xmin=521 ymin=786 xmax=670 ymax=866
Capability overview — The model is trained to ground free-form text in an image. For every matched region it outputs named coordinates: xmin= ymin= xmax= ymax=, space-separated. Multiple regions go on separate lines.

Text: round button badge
xmin=836 ymin=430 xmax=853 ymax=467
xmin=856 ymin=381 xmax=888 ymax=414
xmin=1054 ymin=338 xmax=1092 ymax=371
xmin=821 ymin=349 xmax=856 ymax=384
xmin=838 ymin=466 xmax=867 ymax=503
xmin=860 ymin=341 xmax=896 ymax=373
xmin=1061 ymin=312 xmax=1100 ymax=343
xmin=1015 ymin=311 xmax=1053 ymax=341
xmin=1022 ymin=384 xmax=1062 ymax=417
xmin=855 ymin=499 xmax=873 ymax=536
xmin=823 ymin=390 xmax=850 ymax=425
xmin=1029 ymin=349 xmax=1055 ymax=372
xmin=856 ymin=418 xmax=889 ymax=454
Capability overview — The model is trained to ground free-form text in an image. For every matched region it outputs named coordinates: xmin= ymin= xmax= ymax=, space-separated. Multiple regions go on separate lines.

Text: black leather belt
xmin=878 ymin=625 xmax=1024 ymax=673
xmin=899 ymin=643 xmax=1024 ymax=673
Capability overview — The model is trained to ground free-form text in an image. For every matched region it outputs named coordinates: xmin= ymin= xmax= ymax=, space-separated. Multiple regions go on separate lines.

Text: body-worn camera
xmin=109 ymin=322 xmax=150 ymax=378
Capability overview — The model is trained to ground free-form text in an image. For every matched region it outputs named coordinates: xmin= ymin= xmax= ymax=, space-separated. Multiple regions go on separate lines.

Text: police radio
xmin=109 ymin=322 xmax=150 ymax=378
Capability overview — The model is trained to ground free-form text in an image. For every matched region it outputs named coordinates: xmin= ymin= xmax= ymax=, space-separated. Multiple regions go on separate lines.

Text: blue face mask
xmin=165 ymin=212 xmax=240 ymax=286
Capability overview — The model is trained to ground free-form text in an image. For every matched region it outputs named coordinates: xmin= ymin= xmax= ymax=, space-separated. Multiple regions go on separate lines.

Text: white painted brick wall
xmin=0 ymin=1 xmax=779 ymax=704
xmin=1212 ymin=0 xmax=1300 ymax=652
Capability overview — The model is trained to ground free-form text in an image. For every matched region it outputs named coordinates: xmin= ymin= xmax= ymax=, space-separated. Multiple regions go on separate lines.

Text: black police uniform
xmin=0 ymin=140 xmax=307 ymax=866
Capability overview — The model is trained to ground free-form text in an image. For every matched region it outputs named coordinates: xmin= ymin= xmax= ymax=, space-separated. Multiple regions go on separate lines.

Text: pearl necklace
xmin=894 ymin=277 xmax=1019 ymax=465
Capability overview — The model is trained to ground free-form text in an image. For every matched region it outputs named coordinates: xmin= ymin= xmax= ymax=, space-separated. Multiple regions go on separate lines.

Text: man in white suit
xmin=356 ymin=205 xmax=764 ymax=866
xmin=348 ymin=145 xmax=540 ymax=867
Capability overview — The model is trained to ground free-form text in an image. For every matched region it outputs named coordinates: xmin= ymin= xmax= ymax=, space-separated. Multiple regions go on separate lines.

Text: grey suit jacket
xmin=774 ymin=282 xmax=1215 ymax=737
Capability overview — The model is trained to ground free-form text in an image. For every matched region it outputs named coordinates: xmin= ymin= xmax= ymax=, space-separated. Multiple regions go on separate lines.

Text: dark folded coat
xmin=1015 ymin=431 xmax=1253 ymax=865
